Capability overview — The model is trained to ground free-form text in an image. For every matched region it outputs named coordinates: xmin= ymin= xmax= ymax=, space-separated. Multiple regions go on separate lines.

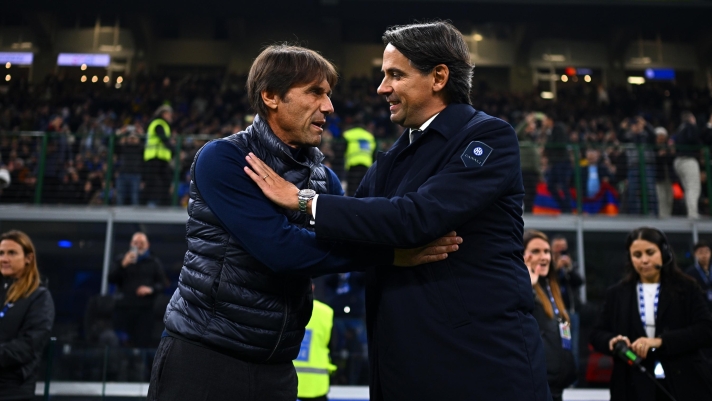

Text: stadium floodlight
xmin=627 ymin=76 xmax=645 ymax=85
xmin=629 ymin=57 xmax=651 ymax=65
xmin=543 ymin=54 xmax=566 ymax=62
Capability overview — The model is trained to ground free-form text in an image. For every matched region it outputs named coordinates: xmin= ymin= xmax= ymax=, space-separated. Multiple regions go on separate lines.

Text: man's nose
xmin=377 ymin=79 xmax=390 ymax=96
xmin=321 ymin=96 xmax=334 ymax=115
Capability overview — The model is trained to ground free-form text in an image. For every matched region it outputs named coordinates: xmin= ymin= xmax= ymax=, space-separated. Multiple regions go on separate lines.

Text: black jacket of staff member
xmin=0 ymin=230 xmax=55 ymax=401
xmin=590 ymin=227 xmax=712 ymax=401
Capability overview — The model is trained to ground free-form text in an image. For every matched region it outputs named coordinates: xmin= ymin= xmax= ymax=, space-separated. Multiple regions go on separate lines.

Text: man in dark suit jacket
xmin=245 ymin=21 xmax=549 ymax=401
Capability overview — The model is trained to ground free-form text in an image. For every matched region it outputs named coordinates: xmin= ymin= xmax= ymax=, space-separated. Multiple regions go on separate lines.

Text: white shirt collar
xmin=409 ymin=113 xmax=439 ymax=143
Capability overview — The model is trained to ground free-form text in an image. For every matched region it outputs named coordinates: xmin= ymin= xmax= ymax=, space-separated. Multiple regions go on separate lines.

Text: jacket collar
xmin=249 ymin=114 xmax=325 ymax=168
xmin=425 ymin=103 xmax=477 ymax=141
xmin=386 ymin=103 xmax=478 ymax=156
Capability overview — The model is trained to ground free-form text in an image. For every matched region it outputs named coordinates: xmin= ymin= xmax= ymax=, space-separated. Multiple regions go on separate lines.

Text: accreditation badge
xmin=559 ymin=321 xmax=572 ymax=350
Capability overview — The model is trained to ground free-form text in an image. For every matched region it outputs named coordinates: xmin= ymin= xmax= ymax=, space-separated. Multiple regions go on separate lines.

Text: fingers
xmin=608 ymin=335 xmax=630 ymax=351
xmin=246 ymin=153 xmax=277 ymax=177
xmin=421 ymin=253 xmax=449 ymax=264
xmin=630 ymin=339 xmax=650 ymax=358
xmin=429 ymin=235 xmax=463 ymax=247
xmin=423 ymin=244 xmax=459 ymax=255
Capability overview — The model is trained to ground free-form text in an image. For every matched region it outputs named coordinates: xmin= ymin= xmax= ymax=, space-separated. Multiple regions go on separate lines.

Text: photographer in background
xmin=108 ymin=232 xmax=168 ymax=348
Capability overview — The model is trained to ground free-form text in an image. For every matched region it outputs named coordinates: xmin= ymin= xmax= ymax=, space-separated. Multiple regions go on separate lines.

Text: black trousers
xmin=113 ymin=305 xmax=154 ymax=348
xmin=147 ymin=336 xmax=297 ymax=401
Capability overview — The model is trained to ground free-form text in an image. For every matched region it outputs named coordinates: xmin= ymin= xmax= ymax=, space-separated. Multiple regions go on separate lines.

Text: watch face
xmin=299 ymin=189 xmax=317 ymax=198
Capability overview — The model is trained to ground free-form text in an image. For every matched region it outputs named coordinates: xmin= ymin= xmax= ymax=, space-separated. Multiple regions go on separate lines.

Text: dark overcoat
xmin=316 ymin=104 xmax=551 ymax=401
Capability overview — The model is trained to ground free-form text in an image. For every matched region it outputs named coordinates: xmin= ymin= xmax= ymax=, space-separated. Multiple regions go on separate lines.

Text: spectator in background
xmin=108 ymin=232 xmax=168 ymax=348
xmin=622 ymin=117 xmax=657 ymax=215
xmin=516 ymin=113 xmax=543 ymax=212
xmin=115 ymin=131 xmax=144 ymax=206
xmin=342 ymin=115 xmax=376 ymax=197
xmin=143 ymin=105 xmax=174 ymax=207
xmin=685 ymin=241 xmax=712 ymax=311
xmin=524 ymin=230 xmax=576 ymax=401
xmin=673 ymin=111 xmax=701 ymax=219
xmin=580 ymin=147 xmax=612 ymax=198
xmin=0 ymin=230 xmax=55 ymax=401
xmin=654 ymin=127 xmax=676 ymax=218
xmin=545 ymin=117 xmax=574 ymax=213
xmin=686 ymin=240 xmax=712 ymax=369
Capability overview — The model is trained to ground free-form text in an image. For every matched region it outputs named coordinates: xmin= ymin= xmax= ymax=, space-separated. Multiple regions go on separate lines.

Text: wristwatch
xmin=298 ymin=189 xmax=317 ymax=214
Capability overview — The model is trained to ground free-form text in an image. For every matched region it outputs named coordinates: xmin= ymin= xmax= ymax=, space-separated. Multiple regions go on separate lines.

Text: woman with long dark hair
xmin=590 ymin=226 xmax=712 ymax=400
xmin=0 ymin=230 xmax=55 ymax=401
xmin=523 ymin=230 xmax=576 ymax=401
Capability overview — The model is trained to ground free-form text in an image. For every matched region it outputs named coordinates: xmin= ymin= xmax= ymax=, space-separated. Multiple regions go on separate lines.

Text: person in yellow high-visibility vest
xmin=342 ymin=119 xmax=376 ymax=197
xmin=294 ymin=296 xmax=336 ymax=401
xmin=143 ymin=105 xmax=174 ymax=206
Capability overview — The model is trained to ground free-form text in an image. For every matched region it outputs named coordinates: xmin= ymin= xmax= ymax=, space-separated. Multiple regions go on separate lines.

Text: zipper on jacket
xmin=265 ymin=290 xmax=290 ymax=362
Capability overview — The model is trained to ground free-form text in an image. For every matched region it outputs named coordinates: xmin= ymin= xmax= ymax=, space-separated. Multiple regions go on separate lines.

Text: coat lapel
xmin=625 ymin=282 xmax=648 ymax=339
xmin=374 ymin=130 xmax=409 ymax=196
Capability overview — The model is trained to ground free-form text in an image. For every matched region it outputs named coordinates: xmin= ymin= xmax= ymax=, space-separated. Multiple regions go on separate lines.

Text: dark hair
xmin=382 ymin=21 xmax=473 ymax=105
xmin=623 ymin=227 xmax=691 ymax=286
xmin=694 ymin=241 xmax=711 ymax=252
xmin=247 ymin=44 xmax=338 ymax=119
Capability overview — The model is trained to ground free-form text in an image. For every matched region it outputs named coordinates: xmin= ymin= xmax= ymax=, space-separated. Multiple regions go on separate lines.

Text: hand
xmin=608 ymin=334 xmax=631 ymax=351
xmin=524 ymin=254 xmax=539 ymax=286
xmin=630 ymin=337 xmax=662 ymax=359
xmin=557 ymin=255 xmax=572 ymax=271
xmin=393 ymin=232 xmax=462 ymax=267
xmin=244 ymin=153 xmax=300 ymax=211
xmin=136 ymin=285 xmax=154 ymax=297
xmin=121 ymin=251 xmax=137 ymax=267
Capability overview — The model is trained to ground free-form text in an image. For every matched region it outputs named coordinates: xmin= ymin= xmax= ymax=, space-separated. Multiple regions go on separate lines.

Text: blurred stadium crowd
xmin=1 ymin=72 xmax=712 ymax=216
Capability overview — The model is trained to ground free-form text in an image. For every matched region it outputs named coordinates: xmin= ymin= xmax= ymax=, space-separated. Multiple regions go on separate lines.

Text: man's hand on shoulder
xmin=393 ymin=232 xmax=462 ymax=267
xmin=244 ymin=152 xmax=301 ymax=211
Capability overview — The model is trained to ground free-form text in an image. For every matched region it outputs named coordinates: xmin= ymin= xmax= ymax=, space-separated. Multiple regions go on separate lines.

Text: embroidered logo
xmin=461 ymin=141 xmax=493 ymax=168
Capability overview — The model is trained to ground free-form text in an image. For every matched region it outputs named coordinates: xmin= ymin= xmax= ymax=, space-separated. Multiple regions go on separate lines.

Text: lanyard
xmin=638 ymin=283 xmax=660 ymax=329
xmin=0 ymin=303 xmax=13 ymax=318
xmin=695 ymin=264 xmax=711 ymax=286
xmin=545 ymin=283 xmax=561 ymax=321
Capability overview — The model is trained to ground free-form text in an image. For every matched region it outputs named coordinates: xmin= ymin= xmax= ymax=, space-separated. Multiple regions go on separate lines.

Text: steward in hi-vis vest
xmin=294 ymin=300 xmax=336 ymax=401
xmin=342 ymin=126 xmax=375 ymax=197
xmin=143 ymin=105 xmax=174 ymax=206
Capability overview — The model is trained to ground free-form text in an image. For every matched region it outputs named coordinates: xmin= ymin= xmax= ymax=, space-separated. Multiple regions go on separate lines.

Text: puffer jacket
xmin=164 ymin=115 xmax=330 ymax=363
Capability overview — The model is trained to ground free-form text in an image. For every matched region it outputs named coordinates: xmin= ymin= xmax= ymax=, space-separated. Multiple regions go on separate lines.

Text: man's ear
xmin=261 ymin=90 xmax=279 ymax=111
xmin=432 ymin=64 xmax=449 ymax=93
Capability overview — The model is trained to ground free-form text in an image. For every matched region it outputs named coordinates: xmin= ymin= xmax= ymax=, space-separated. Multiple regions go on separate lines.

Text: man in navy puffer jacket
xmin=146 ymin=45 xmax=461 ymax=401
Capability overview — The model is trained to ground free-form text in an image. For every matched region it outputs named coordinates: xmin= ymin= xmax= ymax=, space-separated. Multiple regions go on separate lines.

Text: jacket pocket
xmin=433 ymin=261 xmax=471 ymax=329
